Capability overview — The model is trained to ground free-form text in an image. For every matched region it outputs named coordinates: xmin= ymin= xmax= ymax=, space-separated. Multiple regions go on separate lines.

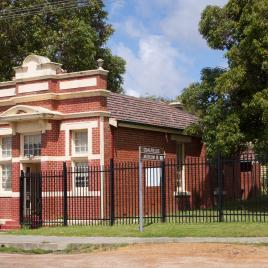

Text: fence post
xmin=38 ymin=172 xmax=43 ymax=227
xmin=161 ymin=160 xmax=166 ymax=223
xmin=63 ymin=162 xmax=68 ymax=226
xmin=19 ymin=170 xmax=25 ymax=225
xmin=110 ymin=159 xmax=115 ymax=225
xmin=217 ymin=152 xmax=224 ymax=222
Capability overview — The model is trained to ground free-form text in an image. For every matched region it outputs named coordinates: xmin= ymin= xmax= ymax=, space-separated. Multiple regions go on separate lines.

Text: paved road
xmin=0 ymin=243 xmax=268 ymax=268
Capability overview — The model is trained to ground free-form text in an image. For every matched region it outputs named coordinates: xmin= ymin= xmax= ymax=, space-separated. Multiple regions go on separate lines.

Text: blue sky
xmin=104 ymin=0 xmax=228 ymax=98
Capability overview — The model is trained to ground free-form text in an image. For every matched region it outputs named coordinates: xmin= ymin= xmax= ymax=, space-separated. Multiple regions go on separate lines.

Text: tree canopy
xmin=180 ymin=0 xmax=268 ymax=157
xmin=0 ymin=0 xmax=125 ymax=93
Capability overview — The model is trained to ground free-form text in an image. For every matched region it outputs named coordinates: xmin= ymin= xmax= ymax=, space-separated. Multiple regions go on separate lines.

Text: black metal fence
xmin=20 ymin=154 xmax=268 ymax=228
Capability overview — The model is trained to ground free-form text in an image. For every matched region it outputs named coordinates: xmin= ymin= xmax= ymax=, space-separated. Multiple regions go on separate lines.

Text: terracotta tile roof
xmin=107 ymin=93 xmax=197 ymax=131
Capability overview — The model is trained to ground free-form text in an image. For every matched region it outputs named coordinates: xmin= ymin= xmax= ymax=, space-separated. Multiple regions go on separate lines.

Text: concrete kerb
xmin=1 ymin=236 xmax=268 ymax=251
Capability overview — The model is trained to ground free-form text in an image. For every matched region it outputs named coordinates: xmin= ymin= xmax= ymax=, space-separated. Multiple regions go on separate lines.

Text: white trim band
xmin=18 ymin=82 xmax=49 ymax=93
xmin=60 ymin=78 xmax=97 ymax=90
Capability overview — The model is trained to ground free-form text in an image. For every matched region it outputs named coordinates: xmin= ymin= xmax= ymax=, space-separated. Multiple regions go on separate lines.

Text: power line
xmin=0 ymin=0 xmax=85 ymax=16
xmin=0 ymin=0 xmax=89 ymax=20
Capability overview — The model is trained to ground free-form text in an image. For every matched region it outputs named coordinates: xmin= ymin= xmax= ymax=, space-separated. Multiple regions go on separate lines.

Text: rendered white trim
xmin=0 ymin=69 xmax=108 ymax=87
xmin=60 ymin=121 xmax=98 ymax=131
xmin=13 ymin=69 xmax=108 ymax=84
xmin=100 ymin=116 xmax=105 ymax=219
xmin=60 ymin=78 xmax=97 ymax=90
xmin=0 ymin=128 xmax=12 ymax=135
xmin=10 ymin=120 xmax=52 ymax=134
xmin=18 ymin=82 xmax=49 ymax=93
xmin=42 ymin=191 xmax=100 ymax=197
xmin=62 ymin=121 xmax=99 ymax=163
xmin=14 ymin=55 xmax=61 ymax=80
xmin=0 ymin=158 xmax=12 ymax=164
xmin=0 ymin=219 xmax=12 ymax=225
xmin=0 ymin=89 xmax=110 ymax=107
xmin=11 ymin=155 xmax=101 ymax=163
xmin=0 ymin=111 xmax=110 ymax=125
xmin=100 ymin=117 xmax=105 ymax=166
xmin=109 ymin=118 xmax=118 ymax=127
xmin=59 ymin=111 xmax=110 ymax=120
xmin=0 ymin=88 xmax=16 ymax=98
xmin=0 ymin=192 xmax=19 ymax=198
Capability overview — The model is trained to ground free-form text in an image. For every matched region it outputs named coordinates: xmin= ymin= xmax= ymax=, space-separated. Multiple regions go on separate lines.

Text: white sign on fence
xmin=138 ymin=146 xmax=165 ymax=232
xmin=140 ymin=146 xmax=165 ymax=161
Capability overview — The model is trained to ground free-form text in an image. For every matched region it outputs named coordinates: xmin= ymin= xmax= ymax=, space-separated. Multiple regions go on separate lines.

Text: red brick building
xmin=0 ymin=54 xmax=205 ymax=228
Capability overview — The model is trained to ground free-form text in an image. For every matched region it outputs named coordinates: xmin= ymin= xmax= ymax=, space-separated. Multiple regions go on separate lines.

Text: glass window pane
xmin=2 ymin=136 xmax=12 ymax=158
xmin=2 ymin=164 xmax=11 ymax=191
xmin=24 ymin=134 xmax=41 ymax=156
xmin=74 ymin=131 xmax=88 ymax=154
xmin=74 ymin=162 xmax=88 ymax=188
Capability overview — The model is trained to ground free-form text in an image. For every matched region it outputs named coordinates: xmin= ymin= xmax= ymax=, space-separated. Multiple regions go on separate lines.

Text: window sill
xmin=0 ymin=158 xmax=12 ymax=163
xmin=0 ymin=191 xmax=19 ymax=198
xmin=71 ymin=155 xmax=101 ymax=161
xmin=20 ymin=156 xmax=41 ymax=163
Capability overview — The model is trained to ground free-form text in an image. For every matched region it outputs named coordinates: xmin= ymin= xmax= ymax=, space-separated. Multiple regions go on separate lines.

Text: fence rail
xmin=20 ymin=154 xmax=268 ymax=228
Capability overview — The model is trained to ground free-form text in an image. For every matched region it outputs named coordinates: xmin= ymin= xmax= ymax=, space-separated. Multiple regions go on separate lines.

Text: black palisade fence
xmin=19 ymin=154 xmax=268 ymax=228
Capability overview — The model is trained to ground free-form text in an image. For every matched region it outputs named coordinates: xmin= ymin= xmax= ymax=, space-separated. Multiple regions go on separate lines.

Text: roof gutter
xmin=109 ymin=118 xmax=192 ymax=139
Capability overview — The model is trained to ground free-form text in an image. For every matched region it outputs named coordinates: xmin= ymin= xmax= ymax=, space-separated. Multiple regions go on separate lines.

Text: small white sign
xmin=145 ymin=167 xmax=161 ymax=187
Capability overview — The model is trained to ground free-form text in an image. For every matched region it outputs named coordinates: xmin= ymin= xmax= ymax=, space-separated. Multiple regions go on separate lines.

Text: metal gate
xmin=20 ymin=171 xmax=42 ymax=228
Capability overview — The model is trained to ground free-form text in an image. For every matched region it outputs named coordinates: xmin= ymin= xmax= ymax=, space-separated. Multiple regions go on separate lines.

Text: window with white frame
xmin=24 ymin=134 xmax=41 ymax=157
xmin=1 ymin=136 xmax=12 ymax=158
xmin=1 ymin=164 xmax=11 ymax=192
xmin=74 ymin=162 xmax=88 ymax=189
xmin=73 ymin=130 xmax=88 ymax=154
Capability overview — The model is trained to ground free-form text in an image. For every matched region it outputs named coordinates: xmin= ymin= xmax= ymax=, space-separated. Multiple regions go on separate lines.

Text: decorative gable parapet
xmin=0 ymin=54 xmax=108 ymax=99
xmin=13 ymin=55 xmax=62 ymax=80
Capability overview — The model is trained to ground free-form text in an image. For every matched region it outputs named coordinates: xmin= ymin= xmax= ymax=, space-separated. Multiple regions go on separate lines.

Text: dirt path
xmin=0 ymin=243 xmax=268 ymax=268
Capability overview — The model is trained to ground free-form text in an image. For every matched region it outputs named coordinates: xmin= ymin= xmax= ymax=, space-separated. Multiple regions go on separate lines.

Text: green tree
xmin=0 ymin=0 xmax=125 ymax=92
xmin=181 ymin=0 xmax=268 ymax=157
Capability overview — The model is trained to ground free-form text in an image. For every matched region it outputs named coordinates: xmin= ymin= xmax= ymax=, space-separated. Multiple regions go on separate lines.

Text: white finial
xmin=97 ymin=58 xmax=104 ymax=70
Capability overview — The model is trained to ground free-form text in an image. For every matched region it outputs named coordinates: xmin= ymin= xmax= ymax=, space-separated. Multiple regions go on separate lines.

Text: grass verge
xmin=0 ymin=246 xmax=53 ymax=254
xmin=0 ymin=244 xmax=126 ymax=254
xmin=6 ymin=222 xmax=268 ymax=237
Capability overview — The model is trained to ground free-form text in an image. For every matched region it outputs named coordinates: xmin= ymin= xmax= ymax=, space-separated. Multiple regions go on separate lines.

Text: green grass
xmin=0 ymin=246 xmax=53 ymax=254
xmin=62 ymin=244 xmax=126 ymax=254
xmin=6 ymin=222 xmax=268 ymax=237
xmin=0 ymin=244 xmax=125 ymax=254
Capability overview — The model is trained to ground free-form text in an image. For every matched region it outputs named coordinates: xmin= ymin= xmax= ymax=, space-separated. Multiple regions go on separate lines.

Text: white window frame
xmin=0 ymin=164 xmax=12 ymax=193
xmin=23 ymin=133 xmax=42 ymax=157
xmin=61 ymin=121 xmax=99 ymax=160
xmin=0 ymin=134 xmax=12 ymax=195
xmin=1 ymin=136 xmax=12 ymax=159
xmin=72 ymin=130 xmax=88 ymax=156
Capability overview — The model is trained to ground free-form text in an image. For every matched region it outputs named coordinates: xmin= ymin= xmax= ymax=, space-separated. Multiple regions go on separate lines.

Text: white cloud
xmin=160 ymin=0 xmax=227 ymax=46
xmin=107 ymin=0 xmax=125 ymax=16
xmin=123 ymin=17 xmax=148 ymax=39
xmin=115 ymin=35 xmax=191 ymax=98
xmin=109 ymin=0 xmax=228 ymax=97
